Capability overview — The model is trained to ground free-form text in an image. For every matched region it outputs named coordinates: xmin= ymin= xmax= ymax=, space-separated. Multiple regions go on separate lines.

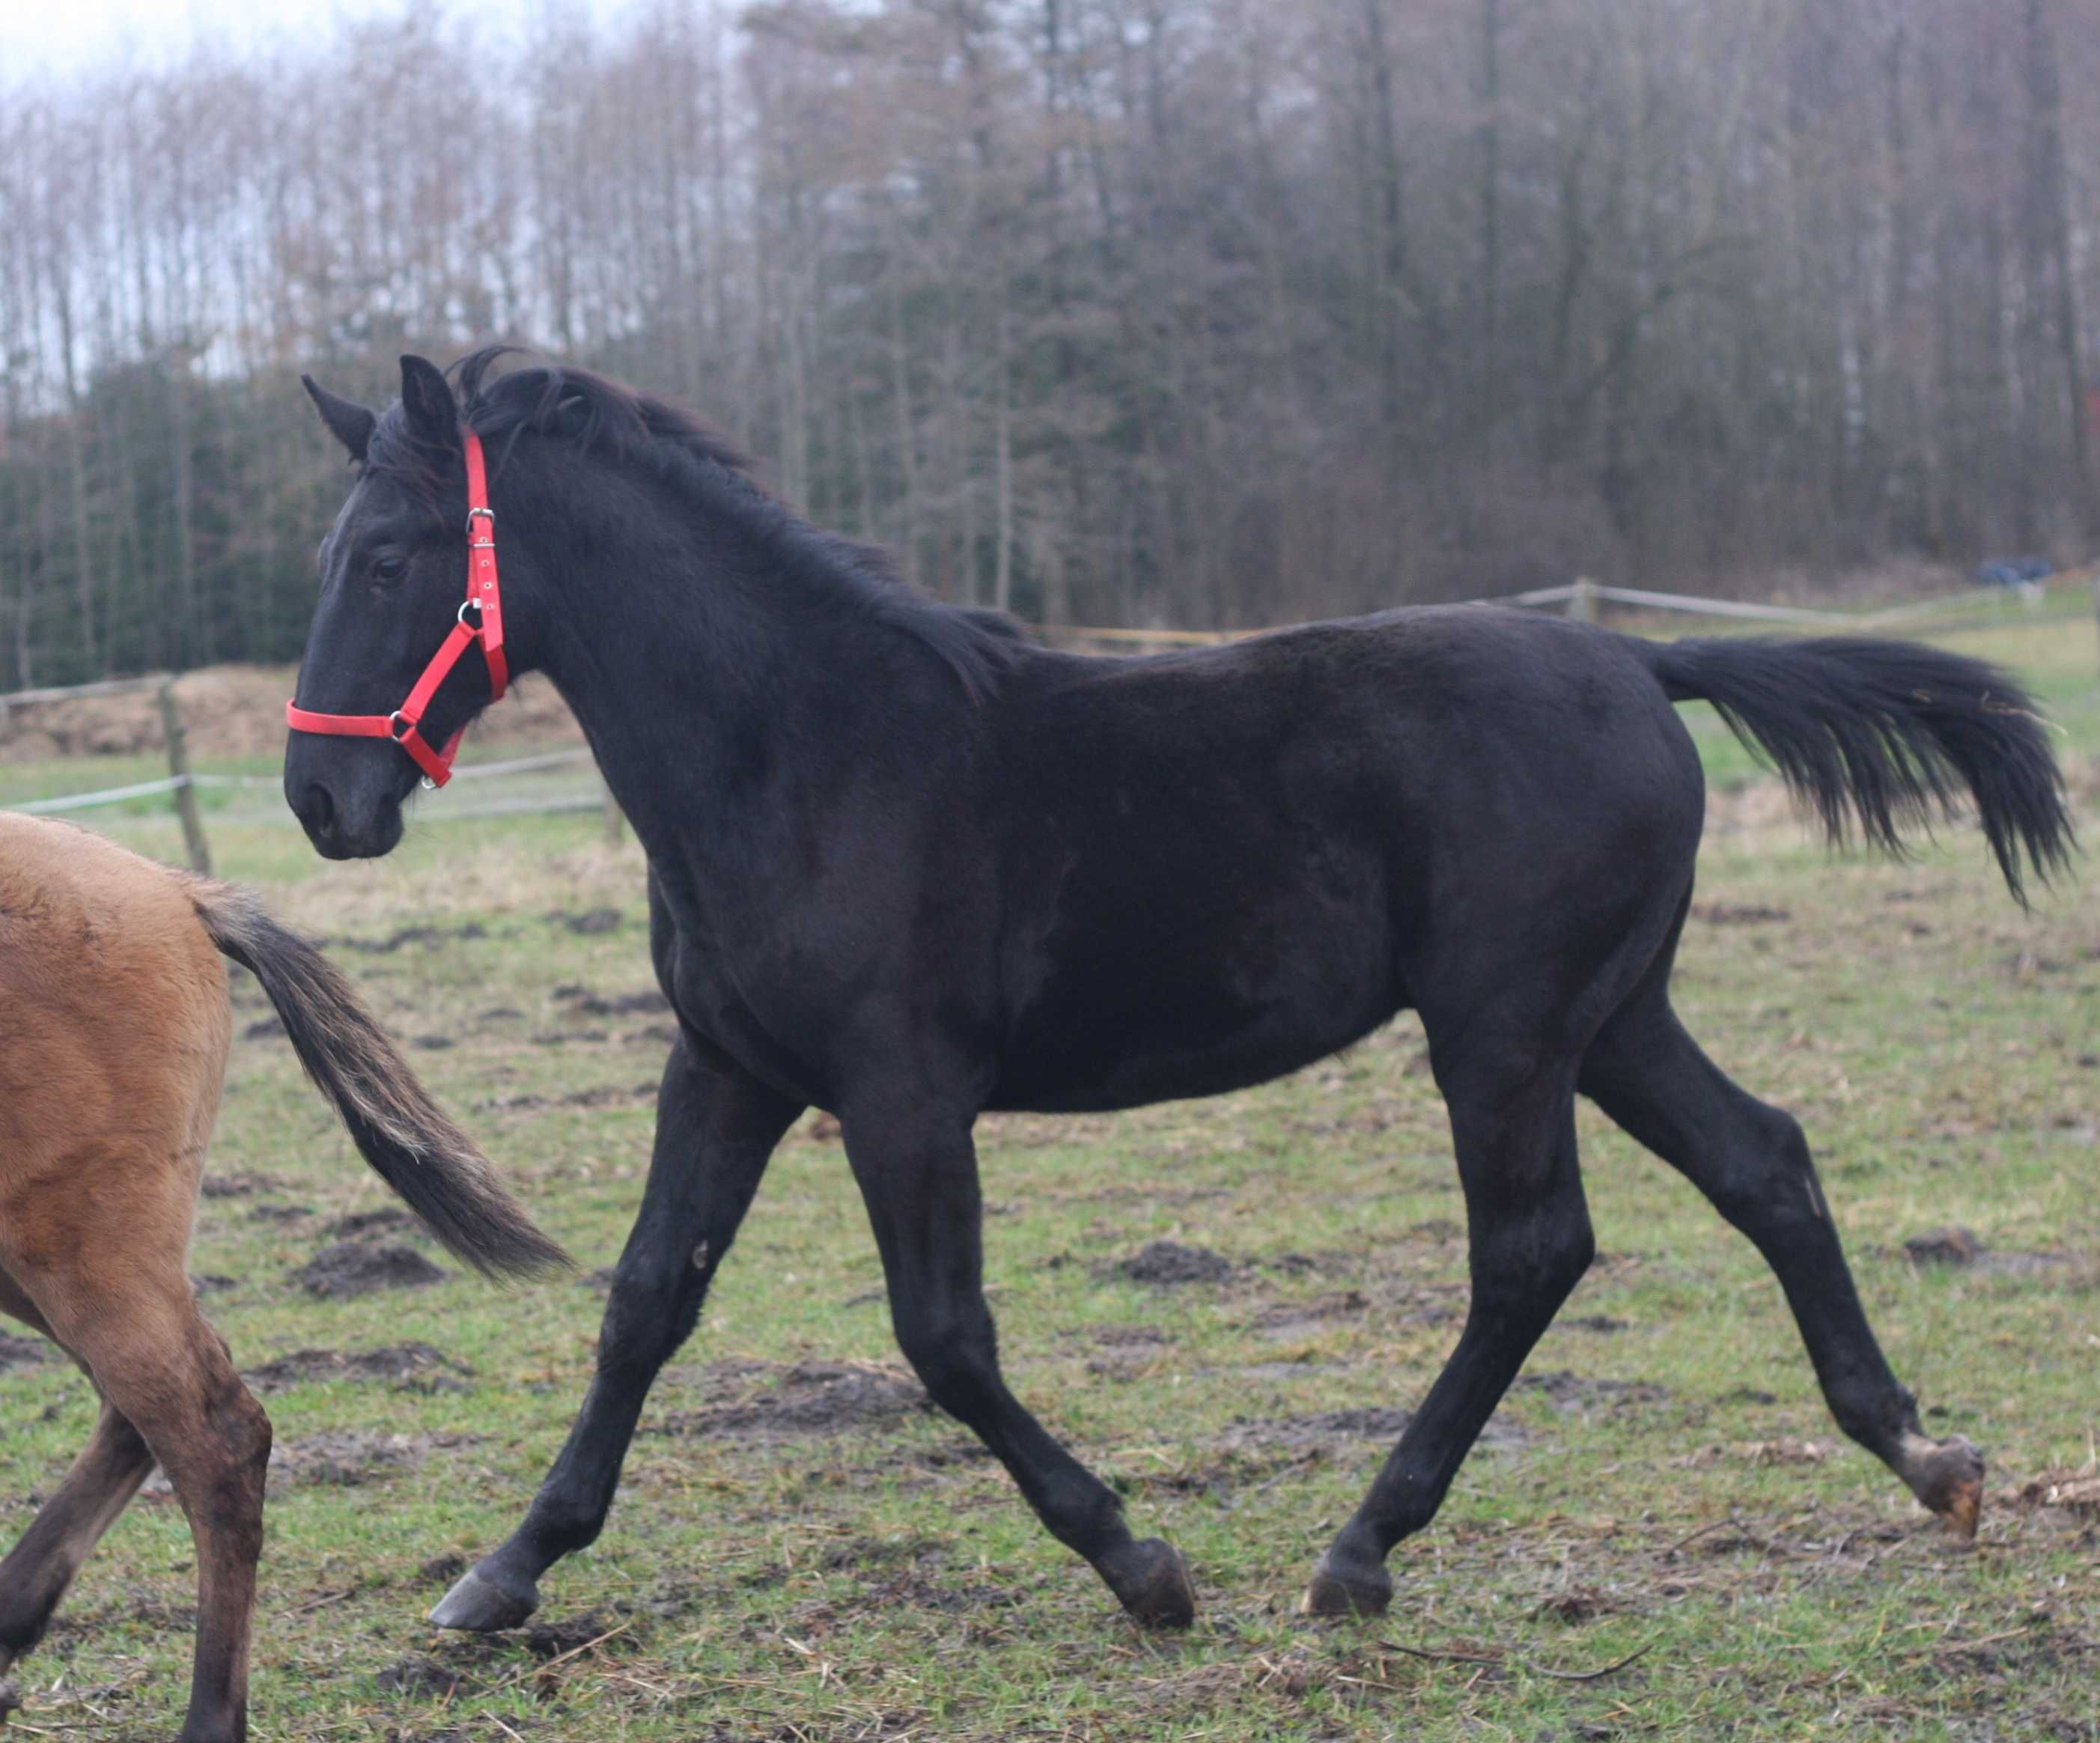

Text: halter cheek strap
xmin=285 ymin=428 xmax=508 ymax=788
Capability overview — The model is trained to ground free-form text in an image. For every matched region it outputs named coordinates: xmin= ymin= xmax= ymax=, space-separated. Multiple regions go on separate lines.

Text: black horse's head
xmin=287 ymin=356 xmax=504 ymax=858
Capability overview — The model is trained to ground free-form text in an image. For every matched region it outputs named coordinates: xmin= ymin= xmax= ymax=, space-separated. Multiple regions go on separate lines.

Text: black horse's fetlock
xmin=429 ymin=1561 xmax=541 ymax=1633
xmin=1098 ymin=1537 xmax=1197 ymax=1629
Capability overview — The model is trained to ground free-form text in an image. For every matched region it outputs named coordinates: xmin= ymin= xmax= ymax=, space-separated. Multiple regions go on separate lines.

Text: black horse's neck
xmin=490 ymin=434 xmax=1012 ymax=873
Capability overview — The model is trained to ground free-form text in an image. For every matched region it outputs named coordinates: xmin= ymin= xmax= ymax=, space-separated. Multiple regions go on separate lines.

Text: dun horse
xmin=0 ymin=812 xmax=564 ymax=1743
xmin=286 ymin=352 xmax=2073 ymax=1637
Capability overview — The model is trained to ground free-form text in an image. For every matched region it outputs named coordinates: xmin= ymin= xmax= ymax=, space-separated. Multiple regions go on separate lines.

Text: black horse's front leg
xmin=432 ymin=1032 xmax=801 ymax=1631
xmin=841 ymin=1088 xmax=1196 ymax=1628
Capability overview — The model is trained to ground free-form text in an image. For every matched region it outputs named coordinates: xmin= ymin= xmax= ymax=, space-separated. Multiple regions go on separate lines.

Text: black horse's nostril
xmin=301 ymin=783 xmax=338 ymax=842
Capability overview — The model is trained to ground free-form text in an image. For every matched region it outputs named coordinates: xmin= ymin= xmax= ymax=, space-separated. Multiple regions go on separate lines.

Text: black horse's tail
xmin=187 ymin=880 xmax=570 ymax=1280
xmin=1637 ymin=635 xmax=2075 ymax=904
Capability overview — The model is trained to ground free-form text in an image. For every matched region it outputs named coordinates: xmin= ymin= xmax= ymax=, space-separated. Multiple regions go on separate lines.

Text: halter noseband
xmin=285 ymin=428 xmax=509 ymax=788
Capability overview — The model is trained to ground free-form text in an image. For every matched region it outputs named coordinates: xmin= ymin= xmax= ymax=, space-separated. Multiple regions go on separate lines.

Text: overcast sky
xmin=7 ymin=0 xmax=633 ymax=79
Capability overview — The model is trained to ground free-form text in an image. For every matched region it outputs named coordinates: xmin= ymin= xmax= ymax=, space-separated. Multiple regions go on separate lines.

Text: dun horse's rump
xmin=0 ymin=814 xmax=561 ymax=1743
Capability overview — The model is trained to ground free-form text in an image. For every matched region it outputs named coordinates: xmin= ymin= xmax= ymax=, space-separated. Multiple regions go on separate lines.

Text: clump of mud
xmin=654 ymin=1360 xmax=931 ymax=1441
xmin=268 ymin=1429 xmax=468 ymax=1491
xmin=1220 ymin=1405 xmax=1531 ymax=1454
xmin=201 ymin=1169 xmax=287 ymax=1200
xmin=0 ymin=1332 xmax=49 ymax=1373
xmin=290 ymin=1242 xmax=446 ymax=1300
xmin=1902 ymin=1228 xmax=2071 ymax=1276
xmin=1512 ymin=1371 xmax=1670 ymax=1415
xmin=1111 ymin=1240 xmax=1236 ymax=1286
xmin=244 ymin=1342 xmax=472 ymax=1396
xmin=1906 ymin=1226 xmax=1988 ymax=1267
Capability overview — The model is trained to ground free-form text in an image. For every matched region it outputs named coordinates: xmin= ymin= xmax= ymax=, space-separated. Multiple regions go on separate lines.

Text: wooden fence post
xmin=601 ymin=775 xmax=624 ymax=846
xmin=1567 ymin=577 xmax=1598 ymax=624
xmin=156 ymin=679 xmax=213 ymax=875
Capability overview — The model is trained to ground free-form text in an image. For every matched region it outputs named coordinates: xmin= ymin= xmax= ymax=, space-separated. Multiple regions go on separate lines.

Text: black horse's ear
xmin=399 ymin=354 xmax=459 ymax=444
xmin=302 ymin=375 xmax=375 ymax=463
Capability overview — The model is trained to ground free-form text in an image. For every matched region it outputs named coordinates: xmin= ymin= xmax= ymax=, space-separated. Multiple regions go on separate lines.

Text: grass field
xmin=1 ymin=612 xmax=2097 ymax=1741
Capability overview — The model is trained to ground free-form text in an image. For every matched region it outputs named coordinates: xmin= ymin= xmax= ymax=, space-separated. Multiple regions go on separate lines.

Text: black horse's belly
xmin=987 ymin=890 xmax=1402 ymax=1113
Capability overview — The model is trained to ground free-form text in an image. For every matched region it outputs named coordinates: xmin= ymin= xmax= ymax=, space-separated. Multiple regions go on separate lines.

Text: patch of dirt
xmin=326 ymin=1208 xmax=420 ymax=1241
xmin=416 ymin=1553 xmax=469 ymax=1587
xmin=1693 ymin=901 xmax=1792 ymax=925
xmin=485 ymin=1080 xmax=657 ymax=1113
xmin=0 ymin=1332 xmax=49 ymax=1373
xmin=529 ymin=1029 xmax=609 ymax=1047
xmin=191 ymin=1274 xmax=239 ymax=1297
xmin=244 ymin=1342 xmax=473 ymax=1396
xmin=324 ymin=922 xmax=490 ymax=955
xmin=1220 ymin=1405 xmax=1531 ymax=1454
xmin=249 ymin=1202 xmax=314 ymax=1223
xmin=200 ymin=1169 xmax=286 ymax=1199
xmin=242 ymin=1015 xmax=286 ymax=1041
xmin=651 ymin=1360 xmax=932 ymax=1441
xmin=1562 ymin=1314 xmax=1629 ymax=1334
xmin=290 ymin=1242 xmax=447 ymax=1299
xmin=377 ymin=1655 xmax=481 ymax=1700
xmin=548 ymin=907 xmax=624 ymax=935
xmin=555 ymin=985 xmax=670 ymax=1017
xmin=2003 ymin=1472 xmax=2100 ymax=1517
xmin=1108 ymin=1240 xmax=1236 ymax=1286
xmin=268 ymin=1429 xmax=470 ymax=1491
xmin=1906 ymin=1226 xmax=1988 ymax=1266
xmin=1902 ymin=1227 xmax=2073 ymax=1276
xmin=1512 ymin=1371 xmax=1670 ymax=1415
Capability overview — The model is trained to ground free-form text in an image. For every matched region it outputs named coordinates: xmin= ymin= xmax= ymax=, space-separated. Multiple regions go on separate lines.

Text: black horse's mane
xmin=367 ymin=345 xmax=1022 ymax=701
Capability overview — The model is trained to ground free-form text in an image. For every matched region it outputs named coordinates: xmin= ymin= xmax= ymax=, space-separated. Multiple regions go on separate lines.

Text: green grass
xmin=1 ymin=627 xmax=2097 ymax=1739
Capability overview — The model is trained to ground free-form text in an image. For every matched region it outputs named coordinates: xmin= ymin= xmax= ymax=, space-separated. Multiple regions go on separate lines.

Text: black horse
xmin=286 ymin=350 xmax=2072 ymax=1631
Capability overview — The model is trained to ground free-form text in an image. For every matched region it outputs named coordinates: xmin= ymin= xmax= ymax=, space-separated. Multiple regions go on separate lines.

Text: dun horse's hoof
xmin=1300 ymin=1548 xmax=1393 ymax=1617
xmin=1101 ymin=1537 xmax=1197 ymax=1628
xmin=1902 ymin=1433 xmax=1985 ymax=1541
xmin=429 ymin=1564 xmax=540 ymax=1632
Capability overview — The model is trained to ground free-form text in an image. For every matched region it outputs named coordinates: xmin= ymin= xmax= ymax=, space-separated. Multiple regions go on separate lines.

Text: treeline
xmin=2 ymin=0 xmax=2096 ymax=686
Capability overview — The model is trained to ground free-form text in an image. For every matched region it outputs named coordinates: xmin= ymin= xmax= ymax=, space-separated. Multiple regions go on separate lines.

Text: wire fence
xmin=7 ymin=572 xmax=2094 ymax=866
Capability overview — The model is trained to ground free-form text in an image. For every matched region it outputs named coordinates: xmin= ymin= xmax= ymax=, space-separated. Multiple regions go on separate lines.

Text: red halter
xmin=285 ymin=428 xmax=509 ymax=788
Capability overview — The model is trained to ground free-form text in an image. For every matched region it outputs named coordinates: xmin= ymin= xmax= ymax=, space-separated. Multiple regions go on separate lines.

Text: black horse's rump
xmin=283 ymin=352 xmax=2071 ymax=1637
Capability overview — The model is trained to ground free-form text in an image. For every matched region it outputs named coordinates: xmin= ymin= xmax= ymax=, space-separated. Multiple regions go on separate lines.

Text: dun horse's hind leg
xmin=17 ymin=1258 xmax=271 ymax=1743
xmin=841 ymin=1090 xmax=1196 ymax=1628
xmin=0 ymin=1400 xmax=155 ymax=1709
xmin=1579 ymin=984 xmax=1985 ymax=1536
xmin=433 ymin=1035 xmax=801 ymax=1633
xmin=1305 ymin=1060 xmax=1593 ymax=1616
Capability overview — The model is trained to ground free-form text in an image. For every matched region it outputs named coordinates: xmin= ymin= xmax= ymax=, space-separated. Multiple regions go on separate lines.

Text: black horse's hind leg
xmin=1580 ymin=987 xmax=1985 ymax=1536
xmin=841 ymin=1092 xmax=1196 ymax=1628
xmin=1306 ymin=1061 xmax=1593 ymax=1616
xmin=433 ymin=1035 xmax=802 ymax=1631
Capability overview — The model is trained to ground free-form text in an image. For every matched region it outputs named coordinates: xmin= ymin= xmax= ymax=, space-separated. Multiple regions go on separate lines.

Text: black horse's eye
xmin=372 ymin=553 xmax=407 ymax=582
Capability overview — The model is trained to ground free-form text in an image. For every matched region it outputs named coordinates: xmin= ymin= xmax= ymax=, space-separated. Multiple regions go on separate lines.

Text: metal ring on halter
xmin=388 ymin=710 xmax=415 ymax=740
xmin=458 ymin=597 xmax=484 ymax=629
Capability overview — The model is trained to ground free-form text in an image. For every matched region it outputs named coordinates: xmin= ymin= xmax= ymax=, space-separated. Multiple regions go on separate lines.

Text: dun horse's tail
xmin=186 ymin=881 xmax=569 ymax=1280
xmin=1637 ymin=636 xmax=2075 ymax=904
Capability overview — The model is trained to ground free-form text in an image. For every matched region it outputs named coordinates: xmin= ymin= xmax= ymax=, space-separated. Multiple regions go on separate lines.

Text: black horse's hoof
xmin=429 ymin=1564 xmax=540 ymax=1632
xmin=1100 ymin=1537 xmax=1197 ymax=1629
xmin=0 ymin=1675 xmax=19 ymax=1724
xmin=1300 ymin=1547 xmax=1393 ymax=1617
